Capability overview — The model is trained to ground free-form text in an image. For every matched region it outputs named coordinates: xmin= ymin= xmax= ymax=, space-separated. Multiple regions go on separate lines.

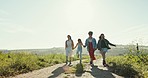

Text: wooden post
xmin=136 ymin=43 xmax=139 ymax=53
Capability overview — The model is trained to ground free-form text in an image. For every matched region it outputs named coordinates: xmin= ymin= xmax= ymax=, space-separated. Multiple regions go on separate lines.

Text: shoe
xmin=90 ymin=61 xmax=93 ymax=65
xmin=68 ymin=62 xmax=72 ymax=66
xmin=103 ymin=60 xmax=109 ymax=67
xmin=103 ymin=64 xmax=109 ymax=67
xmin=65 ymin=62 xmax=68 ymax=65
xmin=103 ymin=60 xmax=106 ymax=65
xmin=90 ymin=61 xmax=92 ymax=64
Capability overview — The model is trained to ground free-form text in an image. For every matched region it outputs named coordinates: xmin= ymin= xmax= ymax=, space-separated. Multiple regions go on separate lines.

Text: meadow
xmin=106 ymin=45 xmax=148 ymax=78
xmin=0 ymin=45 xmax=148 ymax=78
xmin=0 ymin=52 xmax=81 ymax=77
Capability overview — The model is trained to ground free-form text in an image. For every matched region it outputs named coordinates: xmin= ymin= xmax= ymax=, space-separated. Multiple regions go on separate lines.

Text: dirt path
xmin=9 ymin=59 xmax=124 ymax=78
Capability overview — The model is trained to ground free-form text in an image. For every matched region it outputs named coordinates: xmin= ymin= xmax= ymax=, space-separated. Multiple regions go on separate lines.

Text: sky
xmin=0 ymin=0 xmax=148 ymax=49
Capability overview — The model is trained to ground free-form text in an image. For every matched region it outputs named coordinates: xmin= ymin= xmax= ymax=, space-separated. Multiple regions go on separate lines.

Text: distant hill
xmin=1 ymin=45 xmax=148 ymax=56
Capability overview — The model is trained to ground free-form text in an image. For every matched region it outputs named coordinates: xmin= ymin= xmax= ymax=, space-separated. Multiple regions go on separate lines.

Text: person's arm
xmin=71 ymin=40 xmax=74 ymax=49
xmin=94 ymin=38 xmax=97 ymax=50
xmin=84 ymin=39 xmax=87 ymax=47
xmin=81 ymin=42 xmax=84 ymax=47
xmin=97 ymin=40 xmax=101 ymax=50
xmin=106 ymin=39 xmax=116 ymax=47
xmin=65 ymin=41 xmax=67 ymax=49
xmin=74 ymin=43 xmax=78 ymax=49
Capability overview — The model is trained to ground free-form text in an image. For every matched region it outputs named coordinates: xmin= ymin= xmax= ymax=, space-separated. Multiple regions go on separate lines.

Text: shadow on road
xmin=83 ymin=65 xmax=115 ymax=78
xmin=48 ymin=65 xmax=65 ymax=78
xmin=90 ymin=65 xmax=115 ymax=78
xmin=75 ymin=63 xmax=85 ymax=77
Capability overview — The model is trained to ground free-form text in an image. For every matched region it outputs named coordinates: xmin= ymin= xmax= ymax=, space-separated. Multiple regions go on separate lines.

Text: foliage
xmin=107 ymin=54 xmax=148 ymax=78
xmin=0 ymin=52 xmax=78 ymax=77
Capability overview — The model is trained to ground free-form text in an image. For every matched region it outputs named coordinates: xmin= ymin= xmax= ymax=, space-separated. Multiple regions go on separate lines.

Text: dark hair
xmin=88 ymin=31 xmax=93 ymax=35
xmin=99 ymin=33 xmax=105 ymax=39
xmin=67 ymin=35 xmax=71 ymax=40
xmin=78 ymin=38 xmax=82 ymax=43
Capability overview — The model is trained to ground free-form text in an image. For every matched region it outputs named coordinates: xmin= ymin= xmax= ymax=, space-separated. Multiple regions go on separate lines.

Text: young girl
xmin=74 ymin=38 xmax=84 ymax=64
xmin=65 ymin=35 xmax=74 ymax=65
xmin=97 ymin=33 xmax=116 ymax=67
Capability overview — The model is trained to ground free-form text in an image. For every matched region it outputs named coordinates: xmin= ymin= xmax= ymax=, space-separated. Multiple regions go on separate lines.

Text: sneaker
xmin=65 ymin=62 xmax=68 ymax=65
xmin=68 ymin=62 xmax=72 ymax=66
xmin=90 ymin=61 xmax=93 ymax=65
xmin=103 ymin=60 xmax=106 ymax=65
xmin=103 ymin=60 xmax=109 ymax=67
xmin=103 ymin=64 xmax=109 ymax=67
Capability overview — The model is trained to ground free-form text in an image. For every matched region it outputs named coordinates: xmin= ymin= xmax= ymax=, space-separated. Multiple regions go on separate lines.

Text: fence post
xmin=136 ymin=43 xmax=140 ymax=53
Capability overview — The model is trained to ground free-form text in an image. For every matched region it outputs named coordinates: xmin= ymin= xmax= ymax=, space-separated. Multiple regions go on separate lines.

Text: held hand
xmin=72 ymin=47 xmax=75 ymax=50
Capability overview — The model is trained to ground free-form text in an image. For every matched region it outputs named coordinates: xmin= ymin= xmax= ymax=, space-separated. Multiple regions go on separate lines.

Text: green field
xmin=0 ymin=45 xmax=148 ymax=78
xmin=0 ymin=52 xmax=80 ymax=77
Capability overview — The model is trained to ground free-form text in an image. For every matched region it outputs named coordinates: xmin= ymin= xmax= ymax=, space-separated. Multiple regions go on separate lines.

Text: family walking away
xmin=65 ymin=35 xmax=74 ymax=65
xmin=65 ymin=31 xmax=116 ymax=67
xmin=97 ymin=33 xmax=116 ymax=67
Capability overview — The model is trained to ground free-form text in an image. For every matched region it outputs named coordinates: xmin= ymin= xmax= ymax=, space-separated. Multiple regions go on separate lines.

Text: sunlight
xmin=65 ymin=0 xmax=94 ymax=24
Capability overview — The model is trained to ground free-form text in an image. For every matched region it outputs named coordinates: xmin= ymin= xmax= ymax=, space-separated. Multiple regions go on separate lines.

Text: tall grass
xmin=0 ymin=52 xmax=78 ymax=77
xmin=106 ymin=52 xmax=148 ymax=78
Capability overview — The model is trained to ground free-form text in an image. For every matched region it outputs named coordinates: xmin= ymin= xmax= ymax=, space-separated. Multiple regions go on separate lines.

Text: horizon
xmin=0 ymin=0 xmax=148 ymax=49
xmin=1 ymin=44 xmax=148 ymax=50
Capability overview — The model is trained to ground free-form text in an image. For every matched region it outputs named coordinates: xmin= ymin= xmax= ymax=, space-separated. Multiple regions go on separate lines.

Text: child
xmin=74 ymin=38 xmax=84 ymax=64
xmin=65 ymin=35 xmax=74 ymax=65
xmin=97 ymin=33 xmax=116 ymax=67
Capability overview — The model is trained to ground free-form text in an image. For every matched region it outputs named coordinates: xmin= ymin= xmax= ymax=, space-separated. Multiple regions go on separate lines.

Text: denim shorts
xmin=101 ymin=48 xmax=108 ymax=52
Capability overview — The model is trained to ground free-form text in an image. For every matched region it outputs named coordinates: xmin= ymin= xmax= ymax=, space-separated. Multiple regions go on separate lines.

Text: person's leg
xmin=100 ymin=51 xmax=106 ymax=65
xmin=102 ymin=52 xmax=106 ymax=61
xmin=102 ymin=52 xmax=106 ymax=65
xmin=100 ymin=49 xmax=108 ymax=67
xmin=76 ymin=50 xmax=79 ymax=58
xmin=88 ymin=51 xmax=93 ymax=64
xmin=78 ymin=51 xmax=80 ymax=58
xmin=80 ymin=50 xmax=82 ymax=64
xmin=89 ymin=50 xmax=96 ymax=65
xmin=69 ymin=51 xmax=73 ymax=65
xmin=66 ymin=50 xmax=69 ymax=64
xmin=69 ymin=57 xmax=71 ymax=64
xmin=66 ymin=56 xmax=68 ymax=64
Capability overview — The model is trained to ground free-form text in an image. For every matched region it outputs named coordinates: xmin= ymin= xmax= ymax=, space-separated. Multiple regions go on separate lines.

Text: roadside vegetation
xmin=0 ymin=52 xmax=80 ymax=77
xmin=107 ymin=44 xmax=148 ymax=78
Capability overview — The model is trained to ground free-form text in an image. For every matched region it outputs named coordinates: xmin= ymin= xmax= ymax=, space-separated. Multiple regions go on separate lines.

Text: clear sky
xmin=0 ymin=0 xmax=148 ymax=49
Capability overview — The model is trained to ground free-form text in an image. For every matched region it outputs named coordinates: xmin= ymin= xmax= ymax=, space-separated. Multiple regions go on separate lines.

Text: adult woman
xmin=84 ymin=31 xmax=97 ymax=65
xmin=97 ymin=34 xmax=116 ymax=67
xmin=65 ymin=35 xmax=74 ymax=65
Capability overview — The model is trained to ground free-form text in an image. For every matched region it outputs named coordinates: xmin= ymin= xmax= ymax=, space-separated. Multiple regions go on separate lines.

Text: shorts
xmin=101 ymin=48 xmax=108 ymax=52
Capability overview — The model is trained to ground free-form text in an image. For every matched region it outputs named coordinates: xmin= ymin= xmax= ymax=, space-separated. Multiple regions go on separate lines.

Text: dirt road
xmin=9 ymin=59 xmax=124 ymax=78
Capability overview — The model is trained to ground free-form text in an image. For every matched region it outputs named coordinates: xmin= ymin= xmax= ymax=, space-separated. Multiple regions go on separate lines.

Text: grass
xmin=106 ymin=54 xmax=148 ymax=78
xmin=0 ymin=52 xmax=78 ymax=77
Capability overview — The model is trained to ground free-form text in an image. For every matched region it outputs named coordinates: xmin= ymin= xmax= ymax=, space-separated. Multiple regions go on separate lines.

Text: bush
xmin=0 ymin=52 xmax=76 ymax=77
xmin=107 ymin=54 xmax=148 ymax=78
